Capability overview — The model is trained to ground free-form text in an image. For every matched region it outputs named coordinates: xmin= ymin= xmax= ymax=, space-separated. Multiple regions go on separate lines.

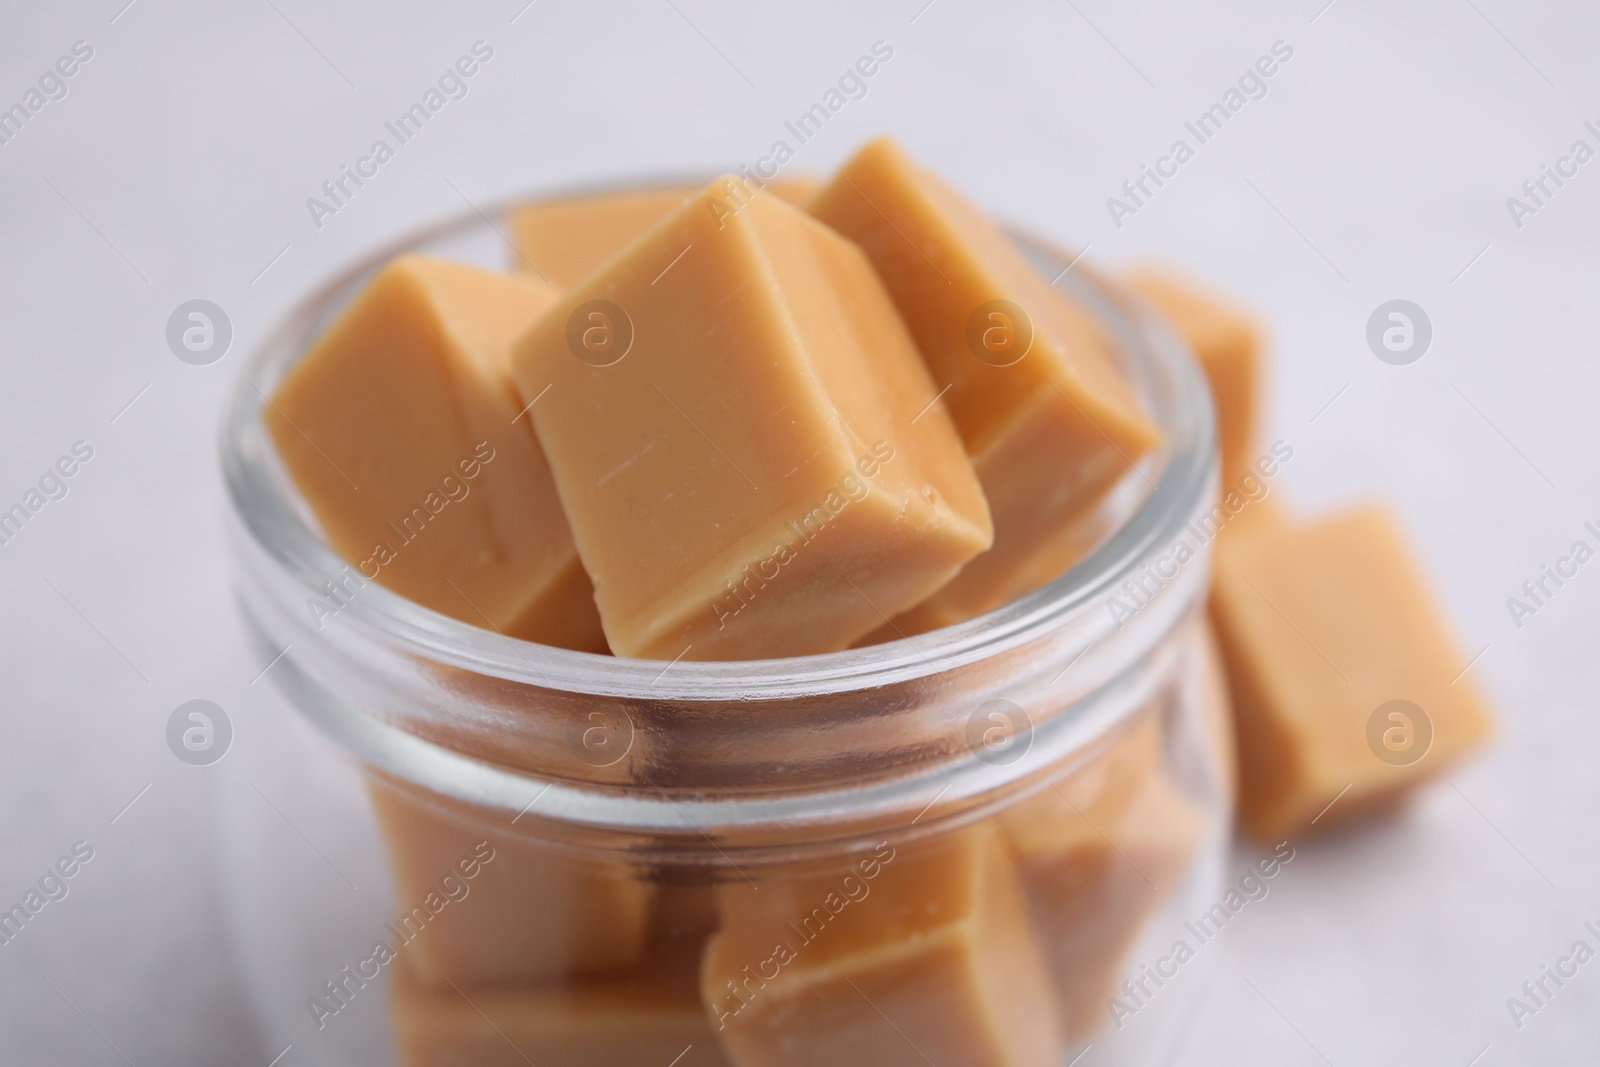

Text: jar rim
xmin=220 ymin=188 xmax=1215 ymax=703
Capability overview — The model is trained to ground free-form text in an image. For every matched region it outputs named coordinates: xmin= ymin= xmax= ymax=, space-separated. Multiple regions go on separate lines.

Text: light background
xmin=0 ymin=0 xmax=1596 ymax=1063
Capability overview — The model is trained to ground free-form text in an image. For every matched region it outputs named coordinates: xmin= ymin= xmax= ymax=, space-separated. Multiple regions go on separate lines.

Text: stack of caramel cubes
xmin=266 ymin=138 xmax=1491 ymax=1065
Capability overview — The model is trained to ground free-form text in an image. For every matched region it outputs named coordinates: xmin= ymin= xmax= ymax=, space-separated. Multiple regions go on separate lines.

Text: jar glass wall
xmin=217 ymin=194 xmax=1228 ymax=1067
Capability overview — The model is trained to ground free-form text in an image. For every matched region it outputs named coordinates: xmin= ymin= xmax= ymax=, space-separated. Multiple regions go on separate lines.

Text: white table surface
xmin=2 ymin=1 xmax=1596 ymax=1063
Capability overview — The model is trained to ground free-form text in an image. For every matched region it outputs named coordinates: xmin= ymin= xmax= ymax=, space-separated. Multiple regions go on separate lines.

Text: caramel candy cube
xmin=511 ymin=176 xmax=992 ymax=660
xmin=1000 ymin=714 xmax=1204 ymax=1036
xmin=390 ymin=961 xmax=733 ymax=1067
xmin=265 ymin=254 xmax=605 ymax=651
xmin=1198 ymin=619 xmax=1239 ymax=809
xmin=1210 ymin=507 xmax=1495 ymax=840
xmin=1126 ymin=270 xmax=1261 ymax=488
xmin=702 ymin=827 xmax=1061 ymax=1066
xmin=808 ymin=138 xmax=1160 ymax=631
xmin=508 ymin=178 xmax=818 ymax=286
xmin=366 ymin=780 xmax=651 ymax=986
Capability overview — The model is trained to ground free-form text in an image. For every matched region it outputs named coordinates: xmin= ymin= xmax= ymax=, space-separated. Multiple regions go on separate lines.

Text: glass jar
xmin=217 ymin=191 xmax=1228 ymax=1067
